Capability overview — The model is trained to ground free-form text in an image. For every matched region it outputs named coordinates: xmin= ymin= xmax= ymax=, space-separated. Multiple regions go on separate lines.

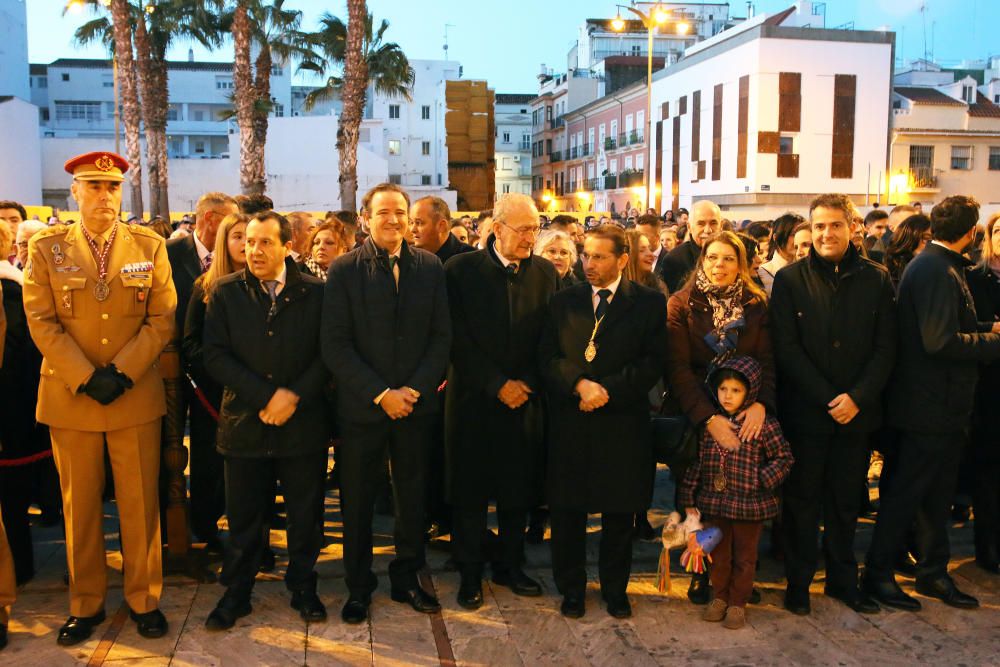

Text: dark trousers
xmin=973 ymin=459 xmax=1000 ymax=562
xmin=0 ymin=466 xmax=34 ymax=583
xmin=425 ymin=414 xmax=450 ymax=529
xmin=782 ymin=431 xmax=870 ymax=591
xmin=865 ymin=430 xmax=965 ymax=583
xmin=220 ymin=450 xmax=327 ymax=599
xmin=453 ymin=504 xmax=526 ymax=575
xmin=550 ymin=510 xmax=633 ymax=599
xmin=709 ymin=518 xmax=763 ymax=608
xmin=188 ymin=396 xmax=225 ymax=541
xmin=338 ymin=416 xmax=432 ymax=598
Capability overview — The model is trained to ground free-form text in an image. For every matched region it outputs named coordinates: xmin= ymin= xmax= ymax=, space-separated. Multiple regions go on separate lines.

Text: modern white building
xmin=494 ymin=93 xmax=533 ymax=198
xmin=647 ymin=6 xmax=893 ymax=219
xmin=0 ymin=0 xmax=40 ymax=203
xmin=0 ymin=0 xmax=29 ymax=101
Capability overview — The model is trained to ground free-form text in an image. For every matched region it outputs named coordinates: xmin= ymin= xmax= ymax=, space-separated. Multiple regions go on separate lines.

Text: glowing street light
xmin=653 ymin=7 xmax=670 ymax=24
xmin=66 ymin=0 xmax=85 ymax=13
xmin=611 ymin=12 xmax=626 ymax=31
xmin=676 ymin=22 xmax=691 ymax=35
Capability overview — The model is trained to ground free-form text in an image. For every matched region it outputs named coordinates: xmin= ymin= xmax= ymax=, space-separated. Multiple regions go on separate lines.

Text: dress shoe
xmin=783 ymin=586 xmax=811 ymax=615
xmin=457 ymin=573 xmax=484 ymax=610
xmin=259 ymin=547 xmax=276 ymax=573
xmin=291 ymin=591 xmax=328 ymax=622
xmin=894 ymin=552 xmax=918 ymax=577
xmin=915 ymin=577 xmax=979 ymax=609
xmin=633 ymin=513 xmax=657 ymax=541
xmin=824 ymin=586 xmax=879 ymax=614
xmin=687 ymin=572 xmax=711 ymax=605
xmin=492 ymin=569 xmax=542 ymax=597
xmin=975 ymin=557 xmax=1000 ymax=575
xmin=341 ymin=597 xmax=369 ymax=624
xmin=560 ymin=593 xmax=586 ymax=619
xmin=861 ymin=575 xmax=921 ymax=612
xmin=57 ymin=610 xmax=107 ymax=646
xmin=0 ymin=623 xmax=7 ymax=650
xmin=205 ymin=596 xmax=252 ymax=631
xmin=130 ymin=609 xmax=168 ymax=638
xmin=390 ymin=586 xmax=441 ymax=614
xmin=604 ymin=594 xmax=632 ymax=619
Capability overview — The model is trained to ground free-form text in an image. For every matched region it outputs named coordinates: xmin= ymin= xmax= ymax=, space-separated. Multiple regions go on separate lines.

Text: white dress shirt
xmin=591 ymin=274 xmax=623 ymax=313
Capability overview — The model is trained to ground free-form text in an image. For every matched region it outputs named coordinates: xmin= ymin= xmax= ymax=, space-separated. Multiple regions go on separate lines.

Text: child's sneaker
xmin=722 ymin=606 xmax=745 ymax=629
xmin=702 ymin=598 xmax=727 ymax=622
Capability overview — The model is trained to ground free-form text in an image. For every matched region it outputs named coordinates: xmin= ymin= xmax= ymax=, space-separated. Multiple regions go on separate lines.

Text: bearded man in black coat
xmin=540 ymin=224 xmax=668 ymax=620
xmin=444 ymin=193 xmax=560 ymax=609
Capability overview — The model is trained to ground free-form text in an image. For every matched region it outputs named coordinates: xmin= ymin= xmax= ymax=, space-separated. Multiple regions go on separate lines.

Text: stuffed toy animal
xmin=656 ymin=509 xmax=722 ymax=593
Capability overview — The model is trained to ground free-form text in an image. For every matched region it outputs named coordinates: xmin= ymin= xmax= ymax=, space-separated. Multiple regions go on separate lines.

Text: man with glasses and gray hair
xmin=443 ymin=193 xmax=560 ymax=609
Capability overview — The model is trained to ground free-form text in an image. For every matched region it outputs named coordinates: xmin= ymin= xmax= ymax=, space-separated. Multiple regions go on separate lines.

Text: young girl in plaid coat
xmin=678 ymin=355 xmax=794 ymax=629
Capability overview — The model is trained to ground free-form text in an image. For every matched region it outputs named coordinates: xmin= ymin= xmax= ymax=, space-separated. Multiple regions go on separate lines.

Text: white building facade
xmin=494 ymin=94 xmax=533 ymax=198
xmin=0 ymin=0 xmax=29 ymax=101
xmin=648 ymin=9 xmax=893 ymax=219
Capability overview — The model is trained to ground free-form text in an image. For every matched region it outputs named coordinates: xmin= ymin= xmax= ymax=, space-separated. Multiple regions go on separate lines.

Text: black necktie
xmin=263 ymin=280 xmax=279 ymax=320
xmin=595 ymin=288 xmax=611 ymax=320
xmin=506 ymin=263 xmax=518 ymax=279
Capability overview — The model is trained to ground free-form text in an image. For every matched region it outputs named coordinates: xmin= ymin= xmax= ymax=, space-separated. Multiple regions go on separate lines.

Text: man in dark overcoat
xmin=444 ymin=193 xmax=560 ymax=609
xmin=540 ymin=224 xmax=667 ymax=620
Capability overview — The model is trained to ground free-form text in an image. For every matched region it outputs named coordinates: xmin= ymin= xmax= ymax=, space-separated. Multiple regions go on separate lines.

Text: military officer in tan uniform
xmin=22 ymin=152 xmax=177 ymax=646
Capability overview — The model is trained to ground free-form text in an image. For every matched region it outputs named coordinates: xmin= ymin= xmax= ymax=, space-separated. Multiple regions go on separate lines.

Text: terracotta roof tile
xmin=894 ymin=86 xmax=966 ymax=107
xmin=969 ymin=92 xmax=1000 ymax=118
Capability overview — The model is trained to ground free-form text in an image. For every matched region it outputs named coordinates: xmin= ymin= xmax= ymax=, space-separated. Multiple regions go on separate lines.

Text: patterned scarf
xmin=303 ymin=255 xmax=327 ymax=282
xmin=695 ymin=267 xmax=745 ymax=330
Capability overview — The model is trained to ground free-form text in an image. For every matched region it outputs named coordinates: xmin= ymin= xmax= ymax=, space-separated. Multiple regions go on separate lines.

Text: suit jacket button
xmin=101 ymin=338 xmax=109 ymax=345
xmin=833 ymin=340 xmax=841 ymax=348
xmin=101 ymin=313 xmax=109 ymax=320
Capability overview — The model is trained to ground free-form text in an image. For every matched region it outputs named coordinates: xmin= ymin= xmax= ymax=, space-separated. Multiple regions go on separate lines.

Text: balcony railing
xmin=619 ymin=170 xmax=644 ymax=187
xmin=550 ymin=116 xmax=565 ymax=130
xmin=568 ymin=180 xmax=578 ymax=192
xmin=604 ymin=136 xmax=617 ymax=151
xmin=568 ymin=144 xmax=593 ymax=160
xmin=604 ymin=174 xmax=618 ymax=190
xmin=583 ymin=177 xmax=603 ymax=191
xmin=549 ymin=150 xmax=563 ymax=163
xmin=518 ymin=141 xmax=531 ymax=151
xmin=908 ymin=167 xmax=938 ymax=189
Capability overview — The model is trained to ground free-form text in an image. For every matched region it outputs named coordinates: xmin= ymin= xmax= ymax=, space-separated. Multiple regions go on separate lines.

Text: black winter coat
xmin=203 ymin=259 xmax=332 ymax=457
xmin=166 ymin=233 xmax=202 ymax=342
xmin=435 ymin=233 xmax=475 ymax=265
xmin=0 ymin=278 xmax=49 ymax=462
xmin=182 ymin=280 xmax=222 ymax=410
xmin=322 ymin=238 xmax=451 ymax=425
xmin=965 ymin=264 xmax=1000 ymax=462
xmin=659 ymin=239 xmax=700 ymax=293
xmin=540 ymin=279 xmax=667 ymax=512
xmin=443 ymin=242 xmax=560 ymax=507
xmin=769 ymin=246 xmax=896 ymax=435
xmin=887 ymin=243 xmax=1000 ymax=434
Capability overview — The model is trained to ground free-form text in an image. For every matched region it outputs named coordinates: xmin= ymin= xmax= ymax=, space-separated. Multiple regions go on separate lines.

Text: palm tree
xmin=220 ymin=0 xmax=313 ymax=196
xmin=301 ymin=8 xmax=414 ymax=209
xmin=68 ymin=0 xmax=144 ymax=218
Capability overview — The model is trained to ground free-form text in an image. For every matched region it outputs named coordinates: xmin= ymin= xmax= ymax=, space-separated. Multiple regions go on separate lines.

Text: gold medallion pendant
xmin=584 ymin=340 xmax=597 ymax=362
xmin=714 ymin=474 xmax=727 ymax=492
xmin=94 ymin=279 xmax=110 ymax=302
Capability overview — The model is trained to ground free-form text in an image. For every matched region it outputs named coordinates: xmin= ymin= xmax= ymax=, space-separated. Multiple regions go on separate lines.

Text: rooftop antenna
xmin=920 ymin=2 xmax=928 ymax=62
xmin=444 ymin=23 xmax=456 ymax=61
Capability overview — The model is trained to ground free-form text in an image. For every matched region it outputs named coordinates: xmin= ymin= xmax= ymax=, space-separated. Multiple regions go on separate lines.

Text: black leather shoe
xmin=390 ymin=586 xmax=441 ymax=614
xmin=492 ymin=569 xmax=542 ymax=597
xmin=687 ymin=572 xmax=711 ymax=605
xmin=457 ymin=574 xmax=484 ymax=610
xmin=205 ymin=597 xmax=252 ymax=631
xmin=0 ymin=623 xmax=7 ymax=651
xmin=784 ymin=585 xmax=811 ymax=615
xmin=915 ymin=577 xmax=979 ymax=609
xmin=862 ymin=575 xmax=921 ymax=612
xmin=341 ymin=597 xmax=369 ymax=624
xmin=259 ymin=547 xmax=276 ymax=573
xmin=605 ymin=595 xmax=632 ymax=619
xmin=894 ymin=552 xmax=918 ymax=577
xmin=57 ymin=610 xmax=107 ymax=646
xmin=824 ymin=586 xmax=879 ymax=614
xmin=291 ymin=591 xmax=328 ymax=622
xmin=129 ymin=609 xmax=168 ymax=638
xmin=560 ymin=593 xmax=585 ymax=619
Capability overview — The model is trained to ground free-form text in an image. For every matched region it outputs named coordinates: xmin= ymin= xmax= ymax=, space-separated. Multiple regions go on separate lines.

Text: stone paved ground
xmin=2 ymin=464 xmax=999 ymax=666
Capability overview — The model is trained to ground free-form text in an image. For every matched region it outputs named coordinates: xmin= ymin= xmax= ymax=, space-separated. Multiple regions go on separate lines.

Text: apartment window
xmin=422 ymin=175 xmax=432 ymax=185
xmin=502 ymin=131 xmax=511 ymax=143
xmin=194 ymin=140 xmax=206 ymax=154
xmin=630 ymin=44 xmax=641 ymax=56
xmin=273 ymin=103 xmax=284 ymax=118
xmin=389 ymin=104 xmax=400 ymax=119
xmin=388 ymin=139 xmax=401 ymax=155
xmin=995 ymin=94 xmax=1000 ymax=104
xmin=103 ymin=81 xmax=113 ymax=88
xmin=951 ymin=145 xmax=972 ymax=170
xmin=421 ymin=105 xmax=430 ymax=120
xmin=54 ymin=101 xmax=101 ymax=122
xmin=166 ymin=107 xmax=179 ymax=121
xmin=503 ymin=183 xmax=511 ymax=194
xmin=422 ymin=141 xmax=430 ymax=155
xmin=624 ymin=156 xmax=633 ymax=170
xmin=388 ymin=174 xmax=402 ymax=184
xmin=61 ymin=73 xmax=69 ymax=82
xmin=271 ymin=66 xmax=283 ymax=77
xmin=636 ymin=155 xmax=644 ymax=172
xmin=194 ymin=110 xmax=206 ymax=121
xmin=962 ymin=85 xmax=975 ymax=104
xmin=779 ymin=136 xmax=794 ymax=154
xmin=989 ymin=146 xmax=1000 ymax=171
xmin=216 ymin=79 xmax=233 ymax=90
xmin=502 ymin=157 xmax=512 ymax=170
xmin=38 ymin=76 xmax=47 ymax=88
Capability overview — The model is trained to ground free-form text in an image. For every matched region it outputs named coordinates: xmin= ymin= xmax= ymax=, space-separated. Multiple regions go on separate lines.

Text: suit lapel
xmin=181 ymin=234 xmax=201 ymax=281
xmin=596 ymin=278 xmax=635 ymax=340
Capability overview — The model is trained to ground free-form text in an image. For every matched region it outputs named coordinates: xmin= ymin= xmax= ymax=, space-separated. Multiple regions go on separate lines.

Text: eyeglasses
xmin=499 ymin=221 xmax=541 ymax=237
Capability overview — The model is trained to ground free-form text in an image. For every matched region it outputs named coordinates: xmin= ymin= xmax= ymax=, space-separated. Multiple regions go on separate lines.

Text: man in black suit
xmin=659 ymin=200 xmax=721 ymax=292
xmin=322 ymin=183 xmax=451 ymax=624
xmin=863 ymin=195 xmax=1000 ymax=611
xmin=540 ymin=224 xmax=667 ymax=620
xmin=201 ymin=212 xmax=332 ymax=630
xmin=165 ymin=191 xmax=239 ymax=550
xmin=410 ymin=195 xmax=474 ymax=540
xmin=444 ymin=193 xmax=560 ymax=609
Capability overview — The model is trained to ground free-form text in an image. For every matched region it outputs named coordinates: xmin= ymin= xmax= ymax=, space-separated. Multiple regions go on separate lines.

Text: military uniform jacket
xmin=23 ymin=222 xmax=177 ymax=432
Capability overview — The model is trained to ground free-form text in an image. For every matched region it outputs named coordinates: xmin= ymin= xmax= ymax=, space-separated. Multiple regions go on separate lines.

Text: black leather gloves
xmin=79 ymin=365 xmax=134 ymax=405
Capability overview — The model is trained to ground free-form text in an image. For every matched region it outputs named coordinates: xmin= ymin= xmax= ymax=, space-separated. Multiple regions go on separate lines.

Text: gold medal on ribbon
xmin=714 ymin=474 xmax=727 ymax=491
xmin=584 ymin=340 xmax=597 ymax=362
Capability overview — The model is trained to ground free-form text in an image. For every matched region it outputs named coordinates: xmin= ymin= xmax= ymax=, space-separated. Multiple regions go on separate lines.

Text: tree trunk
xmin=151 ymin=58 xmax=170 ymax=220
xmin=232 ymin=3 xmax=264 ymax=196
xmin=110 ymin=0 xmax=143 ymax=219
xmin=132 ymin=15 xmax=160 ymax=219
xmin=339 ymin=0 xmax=369 ymax=210
xmin=248 ymin=45 xmax=271 ymax=196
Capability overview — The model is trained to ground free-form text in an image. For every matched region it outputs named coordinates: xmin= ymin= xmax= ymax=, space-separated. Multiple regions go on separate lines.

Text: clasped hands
xmin=259 ymin=387 xmax=300 ymax=426
xmin=707 ymin=401 xmax=766 ymax=451
xmin=827 ymin=392 xmax=860 ymax=425
xmin=380 ymin=386 xmax=421 ymax=420
xmin=498 ymin=380 xmax=532 ymax=409
xmin=80 ymin=364 xmax=133 ymax=405
xmin=575 ymin=378 xmax=609 ymax=412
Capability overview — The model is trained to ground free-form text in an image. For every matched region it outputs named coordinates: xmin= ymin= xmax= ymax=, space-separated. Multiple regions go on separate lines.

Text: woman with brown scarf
xmin=666 ymin=230 xmax=776 ymax=603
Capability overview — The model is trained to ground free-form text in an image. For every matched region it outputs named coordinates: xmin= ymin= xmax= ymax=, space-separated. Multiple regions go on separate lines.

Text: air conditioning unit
xmin=512 ymin=155 xmax=521 ymax=162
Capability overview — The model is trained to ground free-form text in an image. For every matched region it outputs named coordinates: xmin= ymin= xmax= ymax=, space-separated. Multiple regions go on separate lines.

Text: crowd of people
xmin=0 ymin=149 xmax=998 ymax=651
